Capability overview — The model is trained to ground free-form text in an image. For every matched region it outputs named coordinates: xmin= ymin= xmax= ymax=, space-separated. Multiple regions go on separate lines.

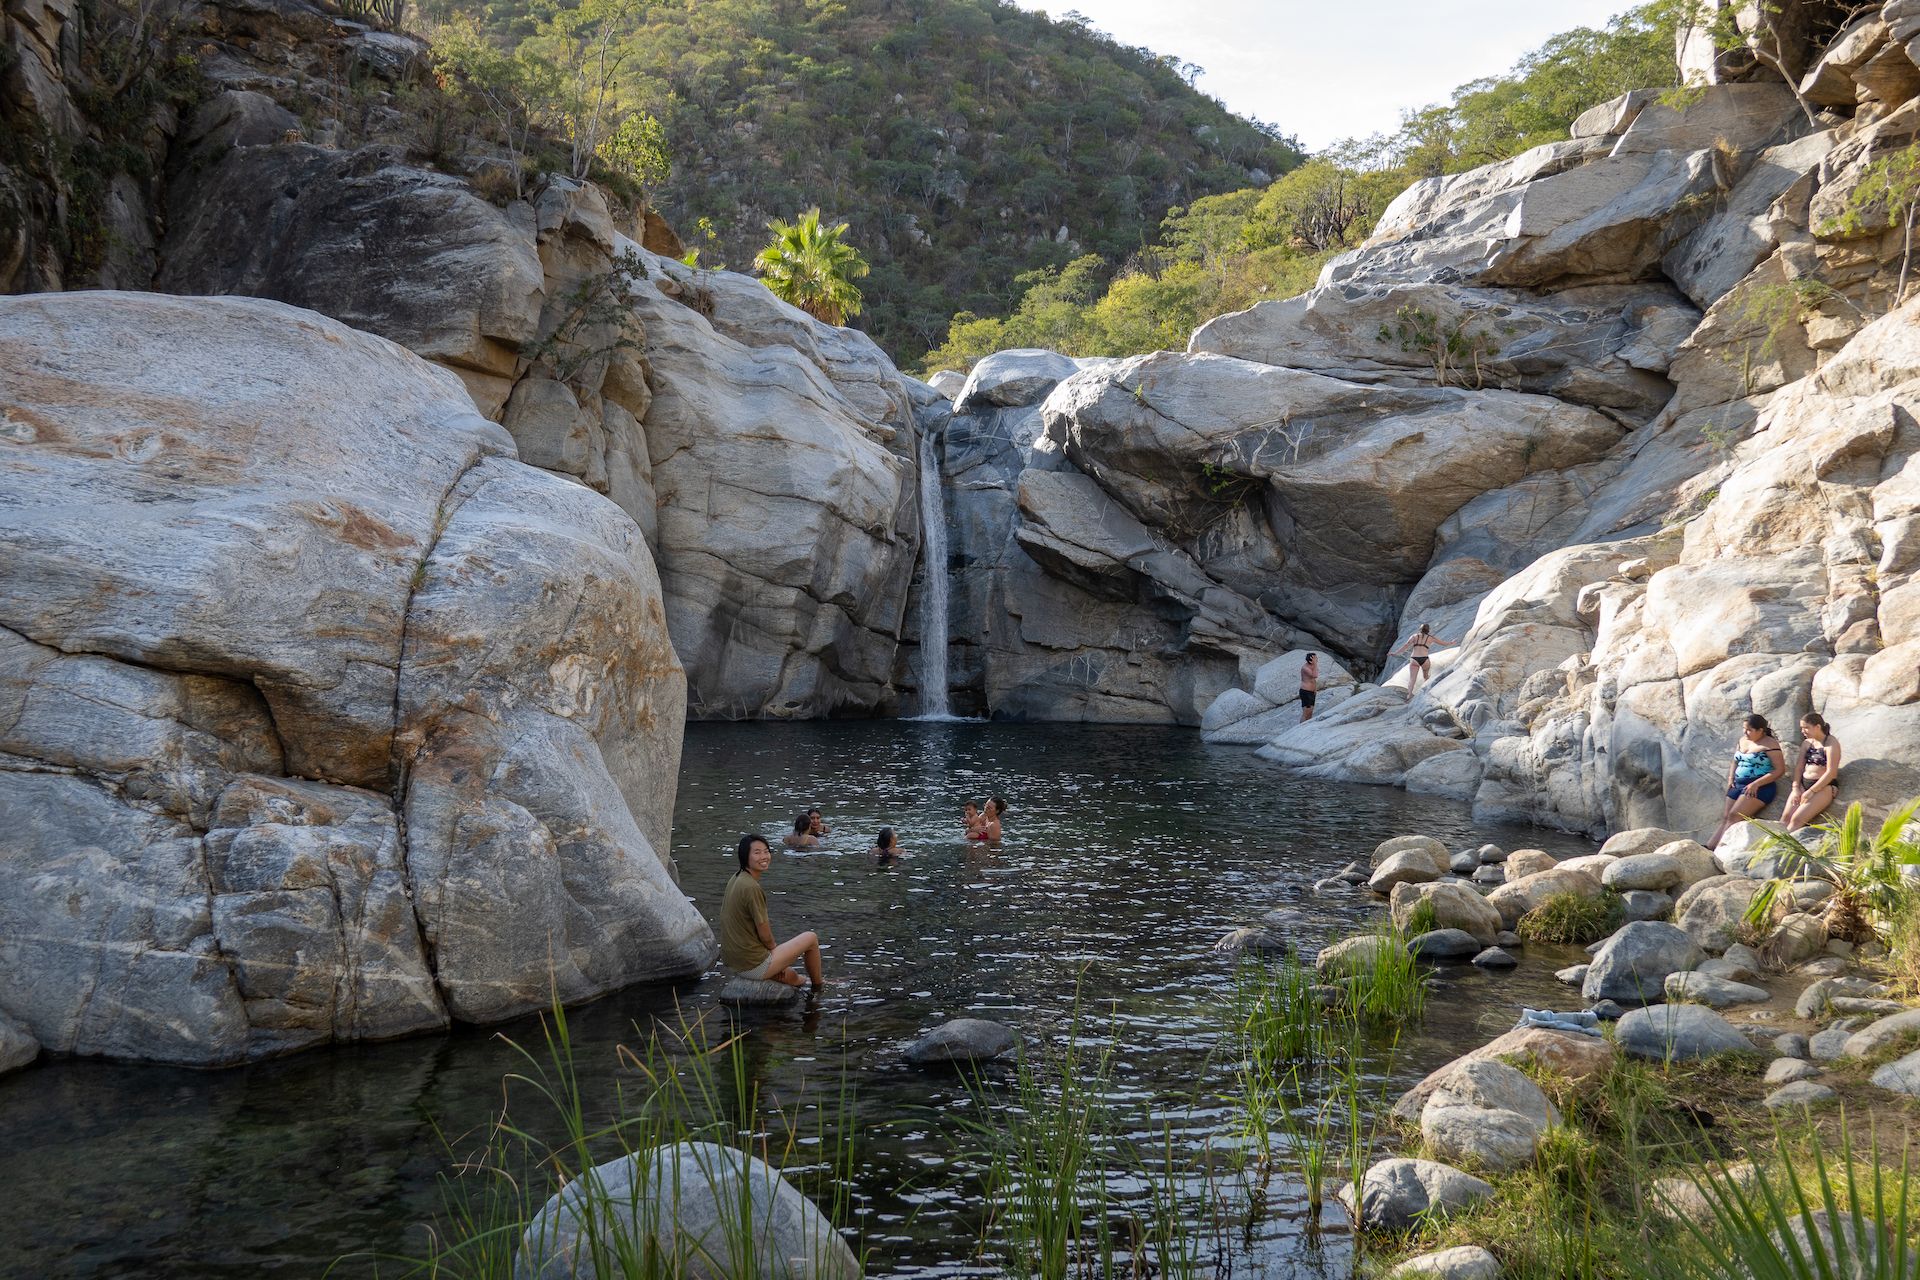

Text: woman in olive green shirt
xmin=718 ymin=834 xmax=826 ymax=989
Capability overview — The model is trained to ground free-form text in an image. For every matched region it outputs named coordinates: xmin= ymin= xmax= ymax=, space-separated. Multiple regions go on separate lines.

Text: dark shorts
xmin=1729 ymin=781 xmax=1777 ymax=805
xmin=1299 ymin=688 xmax=1317 ymax=709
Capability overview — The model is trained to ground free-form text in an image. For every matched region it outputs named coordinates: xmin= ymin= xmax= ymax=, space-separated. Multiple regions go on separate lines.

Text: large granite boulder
xmin=0 ymin=292 xmax=713 ymax=1065
xmin=516 ymin=1141 xmax=861 ymax=1279
xmin=623 ymin=247 xmax=922 ymax=718
xmin=1583 ymin=922 xmax=1706 ymax=1005
xmin=1341 ymin=1158 xmax=1494 ymax=1232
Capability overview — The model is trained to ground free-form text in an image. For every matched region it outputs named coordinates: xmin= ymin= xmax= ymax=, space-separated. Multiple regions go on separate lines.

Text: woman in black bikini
xmin=1389 ymin=622 xmax=1455 ymax=695
xmin=1782 ymin=713 xmax=1842 ymax=830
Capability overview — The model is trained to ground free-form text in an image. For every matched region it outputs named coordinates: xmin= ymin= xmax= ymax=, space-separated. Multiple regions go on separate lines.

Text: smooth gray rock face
xmin=717 ymin=979 xmax=804 ymax=1008
xmin=1810 ymin=1027 xmax=1857 ymax=1061
xmin=1765 ymin=1057 xmax=1822 ymax=1084
xmin=1621 ymin=890 xmax=1674 ymax=922
xmin=1583 ymin=922 xmax=1705 ymax=1005
xmin=1617 ymin=1004 xmax=1757 ymax=1061
xmin=1665 ymin=972 xmax=1770 ymax=1008
xmin=1428 ymin=1059 xmax=1560 ymax=1132
xmin=905 ymin=1019 xmax=1016 ymax=1065
xmin=1420 ymin=1104 xmax=1541 ymax=1173
xmin=157 ymin=142 xmax=545 ymax=394
xmin=623 ymin=246 xmax=922 ymax=720
xmin=1841 ymin=1009 xmax=1920 ymax=1059
xmin=1386 ymin=1245 xmax=1501 ymax=1280
xmin=1871 ymin=1048 xmax=1920 ymax=1095
xmin=954 ymin=348 xmax=1080 ymax=412
xmin=1343 ymin=1158 xmax=1494 ymax=1232
xmin=1557 ymin=965 xmax=1590 ymax=986
xmin=1371 ymin=850 xmax=1443 ymax=893
xmin=1409 ymin=929 xmax=1484 ymax=960
xmin=0 ymin=1013 xmax=38 ymax=1074
xmin=1602 ymin=852 xmax=1687 ymax=892
xmin=516 ymin=1141 xmax=861 ymax=1280
xmin=1472 ymin=947 xmax=1519 ymax=970
xmin=1674 ymin=878 xmax=1763 ymax=954
xmin=0 ymin=292 xmax=711 ymax=1065
xmin=1763 ymin=1080 xmax=1839 ymax=1110
xmin=1775 ymin=1033 xmax=1812 ymax=1060
xmin=1391 ymin=880 xmax=1504 ymax=945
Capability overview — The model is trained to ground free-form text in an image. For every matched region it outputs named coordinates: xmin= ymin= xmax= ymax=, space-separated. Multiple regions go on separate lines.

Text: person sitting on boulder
xmin=1299 ymin=653 xmax=1319 ymax=723
xmin=1708 ymin=713 xmax=1787 ymax=849
xmin=782 ymin=812 xmax=820 ymax=850
xmin=719 ymin=833 xmax=825 ymax=990
xmin=1389 ymin=623 xmax=1454 ymax=695
xmin=1782 ymin=713 xmax=1843 ymax=831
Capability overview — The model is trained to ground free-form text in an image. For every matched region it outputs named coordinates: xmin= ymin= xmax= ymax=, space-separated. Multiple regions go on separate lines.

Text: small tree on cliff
xmin=754 ymin=209 xmax=870 ymax=326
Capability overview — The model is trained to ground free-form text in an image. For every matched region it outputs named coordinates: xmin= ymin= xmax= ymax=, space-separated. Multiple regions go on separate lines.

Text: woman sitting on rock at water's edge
xmin=1708 ymin=713 xmax=1787 ymax=850
xmin=719 ymin=834 xmax=827 ymax=990
xmin=1389 ymin=623 xmax=1454 ymax=695
xmin=1782 ymin=713 xmax=1843 ymax=830
xmin=782 ymin=812 xmax=820 ymax=850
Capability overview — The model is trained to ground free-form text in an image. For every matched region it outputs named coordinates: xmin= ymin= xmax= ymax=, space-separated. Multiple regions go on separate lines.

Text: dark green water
xmin=0 ymin=722 xmax=1595 ymax=1278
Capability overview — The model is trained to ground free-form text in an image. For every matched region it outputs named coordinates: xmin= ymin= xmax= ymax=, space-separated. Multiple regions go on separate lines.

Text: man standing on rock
xmin=1299 ymin=653 xmax=1319 ymax=722
xmin=719 ymin=834 xmax=827 ymax=990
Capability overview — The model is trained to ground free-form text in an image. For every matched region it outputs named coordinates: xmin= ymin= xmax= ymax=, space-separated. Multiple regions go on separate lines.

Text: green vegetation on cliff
xmin=423 ymin=0 xmax=1303 ymax=362
xmin=922 ymin=1 xmax=1687 ymax=374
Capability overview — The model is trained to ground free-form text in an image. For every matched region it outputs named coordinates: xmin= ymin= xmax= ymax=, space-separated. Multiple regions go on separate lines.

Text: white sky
xmin=1016 ymin=1 xmax=1639 ymax=151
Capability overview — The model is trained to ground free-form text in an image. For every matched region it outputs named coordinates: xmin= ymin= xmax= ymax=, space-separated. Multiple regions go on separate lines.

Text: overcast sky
xmin=1015 ymin=1 xmax=1638 ymax=151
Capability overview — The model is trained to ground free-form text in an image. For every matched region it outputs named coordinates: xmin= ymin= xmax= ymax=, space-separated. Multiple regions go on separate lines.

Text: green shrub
xmin=1518 ymin=891 xmax=1626 ymax=945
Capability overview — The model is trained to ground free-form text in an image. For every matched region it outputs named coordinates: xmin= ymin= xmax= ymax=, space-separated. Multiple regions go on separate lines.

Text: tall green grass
xmin=1640 ymin=1119 xmax=1919 ymax=1280
xmin=345 ymin=1000 xmax=861 ymax=1279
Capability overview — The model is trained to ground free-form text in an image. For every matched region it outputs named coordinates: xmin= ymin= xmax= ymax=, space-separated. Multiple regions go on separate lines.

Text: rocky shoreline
xmin=1288 ymin=822 xmax=1920 ymax=1276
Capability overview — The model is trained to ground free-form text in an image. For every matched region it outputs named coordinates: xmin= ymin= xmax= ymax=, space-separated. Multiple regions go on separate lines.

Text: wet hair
xmin=875 ymin=827 xmax=896 ymax=852
xmin=962 ymin=800 xmax=978 ymax=813
xmin=1802 ymin=712 xmax=1831 ymax=735
xmin=1745 ymin=713 xmax=1774 ymax=738
xmin=1418 ymin=622 xmax=1432 ymax=636
xmin=736 ymin=833 xmax=768 ymax=869
xmin=793 ymin=812 xmax=812 ymax=835
xmin=989 ymin=795 xmax=1007 ymax=815
xmin=1305 ymin=652 xmax=1317 ymax=662
xmin=808 ymin=808 xmax=823 ymax=820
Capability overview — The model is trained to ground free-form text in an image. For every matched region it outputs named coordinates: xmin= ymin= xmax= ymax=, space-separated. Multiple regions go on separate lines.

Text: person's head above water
xmin=737 ymin=832 xmax=770 ymax=870
xmin=1744 ymin=713 xmax=1774 ymax=741
xmin=987 ymin=795 xmax=1007 ymax=818
xmin=875 ymin=826 xmax=895 ymax=852
xmin=793 ymin=812 xmax=812 ymax=835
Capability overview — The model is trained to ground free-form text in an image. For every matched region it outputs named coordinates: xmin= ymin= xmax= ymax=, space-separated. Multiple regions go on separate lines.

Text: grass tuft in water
xmin=1517 ymin=890 xmax=1626 ymax=945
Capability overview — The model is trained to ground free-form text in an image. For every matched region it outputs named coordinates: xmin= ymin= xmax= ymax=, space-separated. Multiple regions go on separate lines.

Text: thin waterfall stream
xmin=914 ymin=427 xmax=952 ymax=718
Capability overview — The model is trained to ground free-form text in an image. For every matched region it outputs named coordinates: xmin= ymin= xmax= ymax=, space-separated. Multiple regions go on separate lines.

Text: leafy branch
xmin=1377 ymin=304 xmax=1497 ymax=389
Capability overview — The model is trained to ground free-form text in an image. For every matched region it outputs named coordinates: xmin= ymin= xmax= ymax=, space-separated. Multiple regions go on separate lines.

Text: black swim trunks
xmin=1299 ymin=688 xmax=1317 ymax=709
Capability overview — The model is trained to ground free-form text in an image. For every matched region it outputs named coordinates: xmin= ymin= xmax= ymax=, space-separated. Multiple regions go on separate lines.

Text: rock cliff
xmin=0 ymin=293 xmax=712 ymax=1065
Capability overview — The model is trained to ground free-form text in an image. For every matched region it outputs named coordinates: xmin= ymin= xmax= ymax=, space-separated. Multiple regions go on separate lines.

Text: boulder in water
xmin=905 ymin=1018 xmax=1017 ymax=1066
xmin=515 ymin=1140 xmax=860 ymax=1280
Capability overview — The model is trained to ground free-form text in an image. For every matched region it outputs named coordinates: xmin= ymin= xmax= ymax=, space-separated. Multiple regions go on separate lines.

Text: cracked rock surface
xmin=0 ymin=291 xmax=713 ymax=1066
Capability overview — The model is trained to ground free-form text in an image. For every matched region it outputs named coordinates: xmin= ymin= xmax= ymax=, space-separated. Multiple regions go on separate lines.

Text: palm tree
xmin=753 ymin=208 xmax=870 ymax=326
xmin=1746 ymin=798 xmax=1920 ymax=942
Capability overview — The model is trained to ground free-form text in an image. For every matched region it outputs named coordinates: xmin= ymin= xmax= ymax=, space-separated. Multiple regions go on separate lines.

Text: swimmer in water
xmin=871 ymin=826 xmax=906 ymax=860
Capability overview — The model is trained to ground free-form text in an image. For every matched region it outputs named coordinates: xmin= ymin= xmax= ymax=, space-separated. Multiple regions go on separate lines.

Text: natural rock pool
xmin=0 ymin=723 xmax=1596 ymax=1278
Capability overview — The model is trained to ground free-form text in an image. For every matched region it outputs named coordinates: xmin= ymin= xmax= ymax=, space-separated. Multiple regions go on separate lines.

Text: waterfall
xmin=915 ymin=428 xmax=952 ymax=718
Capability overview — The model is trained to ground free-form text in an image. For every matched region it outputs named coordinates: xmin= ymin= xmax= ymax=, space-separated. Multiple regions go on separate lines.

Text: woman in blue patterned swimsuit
xmin=1707 ymin=713 xmax=1786 ymax=850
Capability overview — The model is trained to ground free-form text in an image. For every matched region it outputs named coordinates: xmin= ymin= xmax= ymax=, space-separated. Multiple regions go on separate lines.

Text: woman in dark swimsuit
xmin=1782 ymin=713 xmax=1842 ymax=830
xmin=1389 ymin=622 xmax=1455 ymax=695
xmin=1707 ymin=713 xmax=1787 ymax=849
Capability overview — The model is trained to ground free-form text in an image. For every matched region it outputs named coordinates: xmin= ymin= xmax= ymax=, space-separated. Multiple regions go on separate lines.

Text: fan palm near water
xmin=753 ymin=208 xmax=870 ymax=326
xmin=1746 ymin=799 xmax=1920 ymax=943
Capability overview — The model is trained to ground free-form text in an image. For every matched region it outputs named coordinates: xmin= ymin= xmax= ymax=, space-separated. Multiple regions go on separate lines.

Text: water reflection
xmin=0 ymin=722 xmax=1595 ymax=1278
